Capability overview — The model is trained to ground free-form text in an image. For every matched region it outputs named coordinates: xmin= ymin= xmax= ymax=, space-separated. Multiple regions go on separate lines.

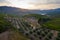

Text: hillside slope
xmin=0 ymin=14 xmax=29 ymax=40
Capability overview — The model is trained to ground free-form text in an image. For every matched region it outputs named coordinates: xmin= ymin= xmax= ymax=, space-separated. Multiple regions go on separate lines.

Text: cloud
xmin=0 ymin=0 xmax=60 ymax=9
xmin=27 ymin=0 xmax=60 ymax=9
xmin=23 ymin=4 xmax=60 ymax=10
xmin=0 ymin=2 xmax=7 ymax=6
xmin=0 ymin=0 xmax=12 ymax=6
xmin=33 ymin=4 xmax=60 ymax=10
xmin=29 ymin=0 xmax=60 ymax=5
xmin=0 ymin=0 xmax=7 ymax=3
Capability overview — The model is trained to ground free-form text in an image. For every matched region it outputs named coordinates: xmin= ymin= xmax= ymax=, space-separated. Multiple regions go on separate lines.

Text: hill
xmin=0 ymin=14 xmax=29 ymax=40
xmin=0 ymin=14 xmax=11 ymax=33
xmin=0 ymin=6 xmax=30 ymax=16
xmin=0 ymin=6 xmax=60 ymax=17
xmin=24 ymin=14 xmax=60 ymax=31
xmin=41 ymin=8 xmax=60 ymax=18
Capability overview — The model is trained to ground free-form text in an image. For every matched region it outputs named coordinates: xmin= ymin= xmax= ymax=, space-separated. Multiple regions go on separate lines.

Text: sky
xmin=0 ymin=0 xmax=60 ymax=10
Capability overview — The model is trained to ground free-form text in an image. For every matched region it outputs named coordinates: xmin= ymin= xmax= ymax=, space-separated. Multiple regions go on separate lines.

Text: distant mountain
xmin=30 ymin=8 xmax=60 ymax=15
xmin=0 ymin=6 xmax=31 ymax=16
xmin=41 ymin=8 xmax=60 ymax=15
xmin=42 ymin=8 xmax=60 ymax=17
xmin=0 ymin=6 xmax=60 ymax=16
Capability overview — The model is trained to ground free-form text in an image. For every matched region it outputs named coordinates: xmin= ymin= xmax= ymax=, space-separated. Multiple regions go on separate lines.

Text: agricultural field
xmin=43 ymin=18 xmax=60 ymax=31
xmin=0 ymin=13 xmax=60 ymax=40
xmin=0 ymin=14 xmax=29 ymax=40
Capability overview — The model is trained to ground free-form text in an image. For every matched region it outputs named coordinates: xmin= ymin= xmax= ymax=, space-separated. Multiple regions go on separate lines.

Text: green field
xmin=43 ymin=18 xmax=60 ymax=31
xmin=0 ymin=14 xmax=29 ymax=40
xmin=24 ymin=14 xmax=60 ymax=31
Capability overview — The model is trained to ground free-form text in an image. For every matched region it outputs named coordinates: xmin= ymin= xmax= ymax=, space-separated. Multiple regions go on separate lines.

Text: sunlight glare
xmin=7 ymin=0 xmax=32 ymax=9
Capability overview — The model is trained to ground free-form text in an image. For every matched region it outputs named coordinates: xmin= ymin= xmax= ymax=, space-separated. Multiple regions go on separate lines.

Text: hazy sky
xmin=0 ymin=0 xmax=60 ymax=10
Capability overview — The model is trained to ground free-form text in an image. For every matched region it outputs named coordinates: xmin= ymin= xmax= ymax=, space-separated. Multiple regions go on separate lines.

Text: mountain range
xmin=0 ymin=6 xmax=60 ymax=16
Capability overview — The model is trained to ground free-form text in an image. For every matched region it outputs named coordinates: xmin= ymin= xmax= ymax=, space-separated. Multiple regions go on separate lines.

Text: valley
xmin=0 ymin=13 xmax=60 ymax=40
xmin=0 ymin=6 xmax=60 ymax=40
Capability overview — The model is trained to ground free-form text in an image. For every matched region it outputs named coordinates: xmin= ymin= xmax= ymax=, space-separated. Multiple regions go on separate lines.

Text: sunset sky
xmin=0 ymin=0 xmax=60 ymax=10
